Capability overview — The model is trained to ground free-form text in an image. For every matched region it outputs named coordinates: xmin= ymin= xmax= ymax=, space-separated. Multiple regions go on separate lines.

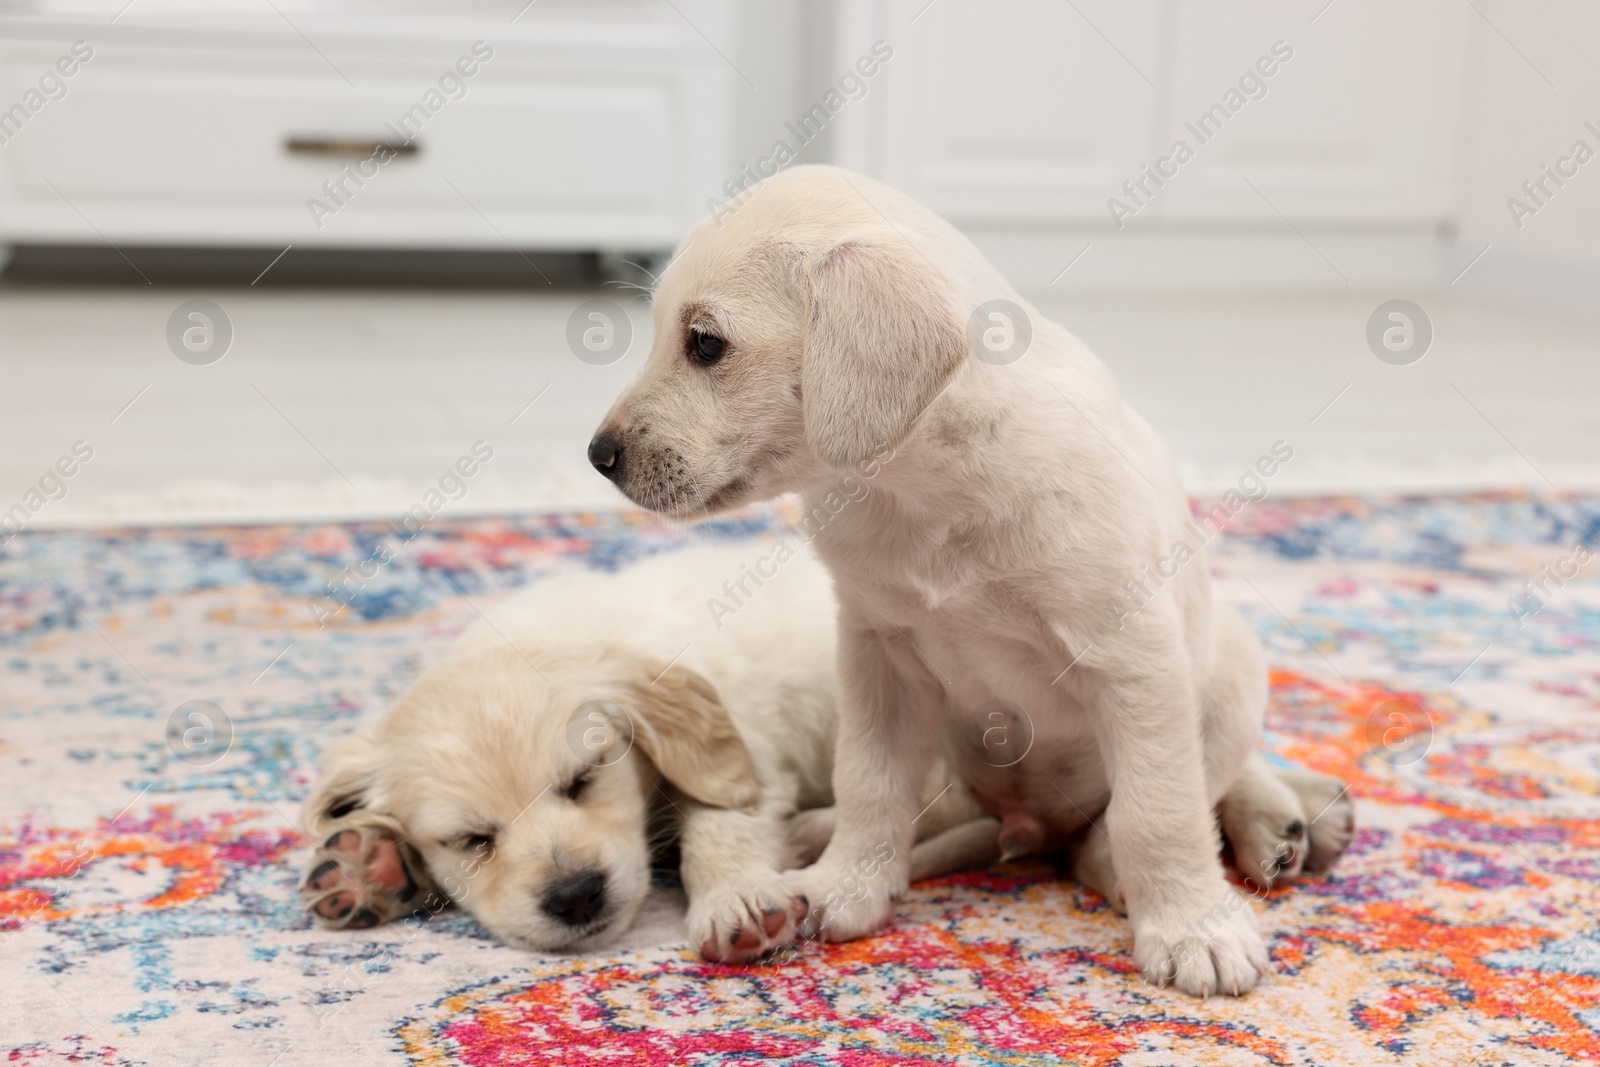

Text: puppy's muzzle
xmin=588 ymin=430 xmax=623 ymax=483
xmin=540 ymin=867 xmax=608 ymax=928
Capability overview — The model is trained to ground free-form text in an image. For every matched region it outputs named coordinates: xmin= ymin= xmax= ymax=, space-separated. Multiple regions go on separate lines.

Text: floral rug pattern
xmin=2 ymin=494 xmax=1599 ymax=1066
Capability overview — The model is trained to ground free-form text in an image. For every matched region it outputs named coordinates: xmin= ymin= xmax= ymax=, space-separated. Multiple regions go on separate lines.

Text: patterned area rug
xmin=3 ymin=494 xmax=1599 ymax=1066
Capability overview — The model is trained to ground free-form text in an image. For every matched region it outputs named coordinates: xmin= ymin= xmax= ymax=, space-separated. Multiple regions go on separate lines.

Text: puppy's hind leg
xmin=1201 ymin=603 xmax=1303 ymax=893
xmin=910 ymin=817 xmax=1001 ymax=881
xmin=1217 ymin=758 xmax=1355 ymax=888
xmin=1218 ymin=753 xmax=1312 ymax=891
xmin=1205 ymin=605 xmax=1355 ymax=887
xmin=1279 ymin=766 xmax=1354 ymax=874
xmin=1070 ymin=821 xmax=1127 ymax=914
xmin=906 ymin=767 xmax=1001 ymax=878
xmin=790 ymin=773 xmax=998 ymax=879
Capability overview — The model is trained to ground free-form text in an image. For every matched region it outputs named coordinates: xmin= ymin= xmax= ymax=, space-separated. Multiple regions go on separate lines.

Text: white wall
xmin=1451 ymin=0 xmax=1600 ymax=314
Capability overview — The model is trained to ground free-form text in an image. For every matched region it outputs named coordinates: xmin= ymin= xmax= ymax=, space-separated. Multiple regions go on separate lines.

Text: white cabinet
xmin=835 ymin=0 xmax=1468 ymax=227
xmin=0 ymin=1 xmax=736 ymax=249
xmin=1160 ymin=0 xmax=1468 ymax=222
xmin=0 ymin=0 xmax=1477 ymax=251
xmin=837 ymin=0 xmax=1161 ymax=223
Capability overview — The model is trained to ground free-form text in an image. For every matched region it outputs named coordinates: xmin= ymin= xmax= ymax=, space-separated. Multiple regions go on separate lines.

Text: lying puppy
xmin=299 ymin=542 xmax=995 ymax=961
xmin=588 ymin=165 xmax=1354 ymax=994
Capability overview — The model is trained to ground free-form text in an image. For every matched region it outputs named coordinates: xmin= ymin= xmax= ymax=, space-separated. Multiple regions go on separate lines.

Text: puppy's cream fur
xmin=592 ymin=165 xmax=1353 ymax=995
xmin=302 ymin=542 xmax=992 ymax=960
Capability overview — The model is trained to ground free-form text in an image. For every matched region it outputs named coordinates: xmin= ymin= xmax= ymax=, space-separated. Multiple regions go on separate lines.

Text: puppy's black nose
xmin=587 ymin=432 xmax=622 ymax=480
xmin=540 ymin=868 xmax=607 ymax=927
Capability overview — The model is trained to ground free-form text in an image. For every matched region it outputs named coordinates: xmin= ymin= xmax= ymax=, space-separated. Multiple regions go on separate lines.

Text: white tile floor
xmin=1 ymin=284 xmax=1596 ymax=529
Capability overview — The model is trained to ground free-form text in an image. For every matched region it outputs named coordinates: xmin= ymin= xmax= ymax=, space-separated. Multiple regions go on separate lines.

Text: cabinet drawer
xmin=0 ymin=10 xmax=732 ymax=248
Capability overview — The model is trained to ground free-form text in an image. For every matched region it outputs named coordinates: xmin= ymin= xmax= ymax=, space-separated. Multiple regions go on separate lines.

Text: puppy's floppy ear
xmin=802 ymin=240 xmax=969 ymax=466
xmin=302 ymin=733 xmax=386 ymax=839
xmin=620 ymin=658 xmax=759 ymax=811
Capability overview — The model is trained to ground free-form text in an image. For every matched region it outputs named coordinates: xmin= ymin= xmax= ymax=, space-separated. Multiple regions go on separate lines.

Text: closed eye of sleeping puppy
xmin=301 ymin=541 xmax=1348 ymax=964
xmin=298 ymin=542 xmax=999 ymax=961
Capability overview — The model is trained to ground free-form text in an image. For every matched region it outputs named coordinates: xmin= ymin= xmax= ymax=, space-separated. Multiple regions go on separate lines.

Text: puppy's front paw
xmin=301 ymin=826 xmax=426 ymax=930
xmin=688 ymin=876 xmax=809 ymax=963
xmin=1131 ymin=889 xmax=1270 ymax=997
xmin=780 ymin=853 xmax=902 ymax=943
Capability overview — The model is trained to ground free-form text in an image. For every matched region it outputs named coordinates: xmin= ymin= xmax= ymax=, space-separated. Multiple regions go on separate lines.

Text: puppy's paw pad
xmin=688 ymin=878 xmax=804 ymax=964
xmin=300 ymin=826 xmax=420 ymax=931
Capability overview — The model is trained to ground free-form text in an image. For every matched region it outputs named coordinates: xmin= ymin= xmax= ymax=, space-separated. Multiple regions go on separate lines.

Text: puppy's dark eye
xmin=561 ymin=773 xmax=592 ymax=802
xmin=688 ymin=330 xmax=725 ymax=366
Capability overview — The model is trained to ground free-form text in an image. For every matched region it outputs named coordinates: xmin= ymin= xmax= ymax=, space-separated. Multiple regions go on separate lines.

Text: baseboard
xmin=1450 ymin=235 xmax=1600 ymax=319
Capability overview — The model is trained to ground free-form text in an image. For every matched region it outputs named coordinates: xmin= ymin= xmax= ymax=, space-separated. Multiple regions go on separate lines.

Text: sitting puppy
xmin=299 ymin=542 xmax=995 ymax=961
xmin=588 ymin=165 xmax=1355 ymax=994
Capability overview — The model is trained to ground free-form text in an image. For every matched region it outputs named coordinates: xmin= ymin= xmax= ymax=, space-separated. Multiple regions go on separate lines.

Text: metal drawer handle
xmin=285 ymin=138 xmax=419 ymax=158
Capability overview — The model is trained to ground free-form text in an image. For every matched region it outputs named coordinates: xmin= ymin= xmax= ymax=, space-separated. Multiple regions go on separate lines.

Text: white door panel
xmin=1160 ymin=0 xmax=1467 ymax=221
xmin=845 ymin=0 xmax=1162 ymax=223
